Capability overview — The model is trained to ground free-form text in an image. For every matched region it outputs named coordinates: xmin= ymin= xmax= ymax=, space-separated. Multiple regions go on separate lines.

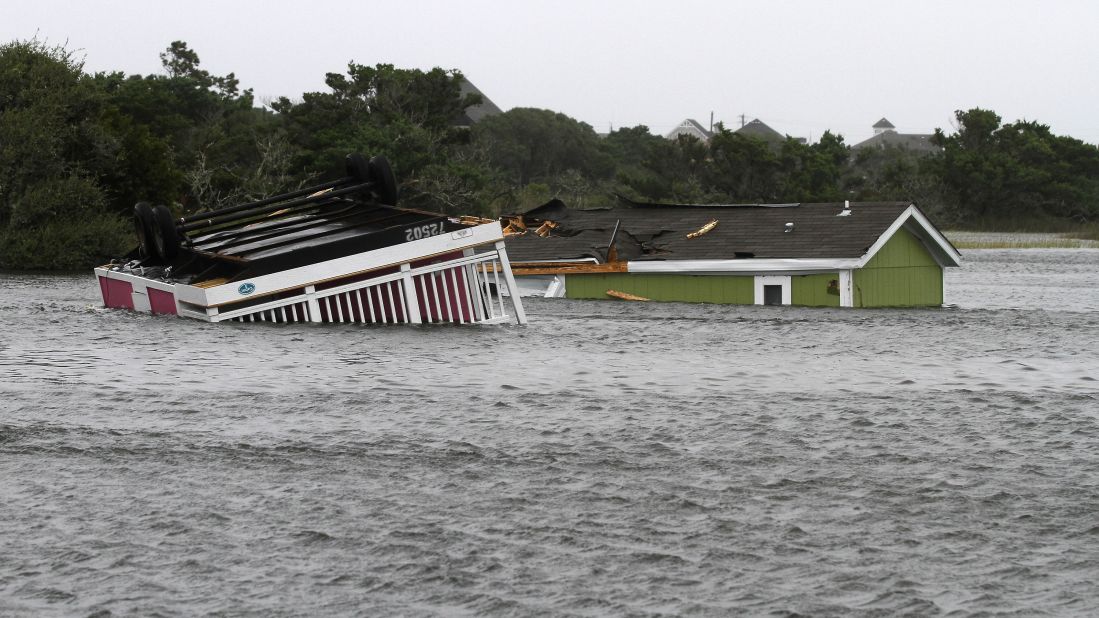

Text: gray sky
xmin=7 ymin=0 xmax=1099 ymax=145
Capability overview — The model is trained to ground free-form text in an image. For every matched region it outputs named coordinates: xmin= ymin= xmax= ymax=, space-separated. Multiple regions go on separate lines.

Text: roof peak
xmin=665 ymin=118 xmax=713 ymax=140
xmin=454 ymin=77 xmax=503 ymax=126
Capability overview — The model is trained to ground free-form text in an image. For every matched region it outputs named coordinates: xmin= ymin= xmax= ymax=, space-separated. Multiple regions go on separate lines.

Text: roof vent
xmin=784 ymin=222 xmax=794 ymax=233
xmin=838 ymin=201 xmax=853 ymax=217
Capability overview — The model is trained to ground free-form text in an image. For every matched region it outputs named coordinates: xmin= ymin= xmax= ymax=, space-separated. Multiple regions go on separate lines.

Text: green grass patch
xmin=946 ymin=231 xmax=1099 ymax=249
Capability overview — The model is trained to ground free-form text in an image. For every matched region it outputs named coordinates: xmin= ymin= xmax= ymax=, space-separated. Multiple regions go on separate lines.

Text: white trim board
xmin=629 ymin=258 xmax=861 ymax=274
xmin=839 ymin=269 xmax=854 ymax=308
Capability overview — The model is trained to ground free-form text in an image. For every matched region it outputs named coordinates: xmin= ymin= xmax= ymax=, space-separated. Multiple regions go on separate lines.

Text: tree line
xmin=2 ymin=39 xmax=1098 ymax=269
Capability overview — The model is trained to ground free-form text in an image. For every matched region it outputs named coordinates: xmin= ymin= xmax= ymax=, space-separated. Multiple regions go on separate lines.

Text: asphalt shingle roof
xmin=852 ymin=131 xmax=940 ymax=153
xmin=503 ymin=200 xmax=916 ymax=262
xmin=734 ymin=119 xmax=785 ymax=143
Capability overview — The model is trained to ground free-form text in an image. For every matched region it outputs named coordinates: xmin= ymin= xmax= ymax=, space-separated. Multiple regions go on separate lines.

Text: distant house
xmin=853 ymin=117 xmax=940 ymax=153
xmin=733 ymin=118 xmax=786 ymax=144
xmin=665 ymin=118 xmax=713 ymax=141
xmin=666 ymin=117 xmax=804 ymax=145
xmin=501 ymin=198 xmax=961 ymax=308
xmin=452 ymin=78 xmax=503 ymax=128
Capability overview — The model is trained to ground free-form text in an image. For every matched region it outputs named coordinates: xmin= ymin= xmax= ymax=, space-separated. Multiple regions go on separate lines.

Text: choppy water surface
xmin=2 ymin=249 xmax=1098 ymax=617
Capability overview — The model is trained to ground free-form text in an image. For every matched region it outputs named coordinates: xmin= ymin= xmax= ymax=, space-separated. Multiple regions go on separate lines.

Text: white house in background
xmin=665 ymin=117 xmax=805 ymax=145
xmin=665 ymin=118 xmax=713 ymax=141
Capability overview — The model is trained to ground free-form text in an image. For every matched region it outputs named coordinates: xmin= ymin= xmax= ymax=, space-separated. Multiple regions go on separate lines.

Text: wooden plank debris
xmin=504 ymin=261 xmax=628 ymax=276
xmin=606 ymin=289 xmax=650 ymax=301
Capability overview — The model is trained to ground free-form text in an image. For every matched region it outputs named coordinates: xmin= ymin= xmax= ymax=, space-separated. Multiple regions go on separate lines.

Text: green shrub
xmin=8 ymin=175 xmax=106 ymax=228
xmin=0 ymin=214 xmax=131 ymax=270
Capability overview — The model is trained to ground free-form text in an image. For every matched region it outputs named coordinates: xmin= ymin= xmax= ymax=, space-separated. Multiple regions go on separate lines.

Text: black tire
xmin=133 ymin=202 xmax=156 ymax=258
xmin=345 ymin=152 xmax=372 ymax=184
xmin=151 ymin=204 xmax=180 ymax=261
xmin=369 ymin=155 xmax=399 ymax=205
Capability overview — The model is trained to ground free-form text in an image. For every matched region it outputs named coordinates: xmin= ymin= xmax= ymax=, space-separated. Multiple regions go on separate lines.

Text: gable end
xmin=858 ymin=206 xmax=962 ymax=268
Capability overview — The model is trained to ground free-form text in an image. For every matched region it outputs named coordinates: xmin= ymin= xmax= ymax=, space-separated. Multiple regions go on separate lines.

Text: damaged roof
xmin=503 ymin=198 xmax=935 ymax=262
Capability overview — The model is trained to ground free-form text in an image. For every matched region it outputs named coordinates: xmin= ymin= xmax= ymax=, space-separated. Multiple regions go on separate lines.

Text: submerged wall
xmin=854 ymin=228 xmax=944 ymax=307
xmin=566 ymin=273 xmax=754 ymax=304
xmin=560 ymin=227 xmax=945 ymax=307
xmin=568 ymin=272 xmax=843 ymax=307
xmin=791 ymin=273 xmax=841 ymax=307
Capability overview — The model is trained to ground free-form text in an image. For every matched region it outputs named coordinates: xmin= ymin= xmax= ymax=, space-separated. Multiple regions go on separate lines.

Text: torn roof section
xmin=503 ymin=198 xmax=960 ymax=267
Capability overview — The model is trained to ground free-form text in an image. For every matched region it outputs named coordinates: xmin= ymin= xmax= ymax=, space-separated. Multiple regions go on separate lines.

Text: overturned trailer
xmin=96 ymin=154 xmax=526 ymax=325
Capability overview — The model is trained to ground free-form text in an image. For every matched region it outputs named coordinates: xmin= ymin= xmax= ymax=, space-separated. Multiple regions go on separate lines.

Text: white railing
xmin=209 ymin=243 xmax=527 ymax=325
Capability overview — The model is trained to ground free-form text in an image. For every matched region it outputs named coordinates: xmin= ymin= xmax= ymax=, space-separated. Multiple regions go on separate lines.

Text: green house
xmin=503 ymin=199 xmax=961 ymax=308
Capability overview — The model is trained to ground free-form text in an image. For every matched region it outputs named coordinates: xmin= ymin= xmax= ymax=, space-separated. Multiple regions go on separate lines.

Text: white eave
xmin=629 ymin=258 xmax=862 ymax=274
xmin=627 ymin=205 xmax=961 ymax=275
xmin=880 ymin=204 xmax=962 ymax=267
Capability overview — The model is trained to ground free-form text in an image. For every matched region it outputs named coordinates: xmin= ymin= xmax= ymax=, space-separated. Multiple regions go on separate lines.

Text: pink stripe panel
xmin=99 ymin=276 xmax=135 ymax=310
xmin=148 ymin=287 xmax=177 ymax=315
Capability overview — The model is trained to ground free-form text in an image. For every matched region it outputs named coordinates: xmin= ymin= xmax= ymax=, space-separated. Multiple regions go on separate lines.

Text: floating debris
xmin=535 ymin=220 xmax=559 ymax=237
xmin=606 ymin=289 xmax=650 ymax=301
xmin=502 ymin=216 xmax=528 ymax=236
xmin=459 ymin=215 xmax=496 ymax=226
xmin=687 ymin=219 xmax=719 ymax=239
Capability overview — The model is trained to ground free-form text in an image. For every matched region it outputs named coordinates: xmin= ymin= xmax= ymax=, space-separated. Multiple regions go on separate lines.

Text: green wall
xmin=568 ymin=272 xmax=840 ymax=307
xmin=853 ymin=228 xmax=943 ymax=307
xmin=566 ymin=273 xmax=754 ymax=304
xmin=791 ymin=273 xmax=841 ymax=307
xmin=559 ymin=228 xmax=944 ymax=307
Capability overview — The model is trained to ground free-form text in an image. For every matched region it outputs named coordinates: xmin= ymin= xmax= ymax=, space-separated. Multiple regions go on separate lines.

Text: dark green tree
xmin=472 ymin=107 xmax=612 ymax=186
xmin=273 ymin=62 xmax=483 ymax=213
xmin=0 ymin=39 xmax=129 ymax=268
xmin=847 ymin=143 xmax=950 ymax=222
xmin=705 ymin=128 xmax=781 ymax=201
xmin=765 ymin=131 xmax=849 ymax=202
xmin=932 ymin=108 xmax=1099 ymax=224
xmin=92 ymin=41 xmax=281 ymax=212
xmin=601 ymin=126 xmax=710 ymax=202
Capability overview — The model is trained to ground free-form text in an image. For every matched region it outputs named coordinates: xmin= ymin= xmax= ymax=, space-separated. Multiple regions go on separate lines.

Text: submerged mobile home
xmin=502 ymin=199 xmax=960 ymax=308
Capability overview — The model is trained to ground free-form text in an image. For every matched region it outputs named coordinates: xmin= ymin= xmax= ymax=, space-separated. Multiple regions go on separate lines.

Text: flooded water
xmin=2 ymin=249 xmax=1098 ymax=617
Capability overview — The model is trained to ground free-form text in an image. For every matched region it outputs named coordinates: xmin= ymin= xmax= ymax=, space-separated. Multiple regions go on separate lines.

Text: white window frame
xmin=754 ymin=275 xmax=791 ymax=306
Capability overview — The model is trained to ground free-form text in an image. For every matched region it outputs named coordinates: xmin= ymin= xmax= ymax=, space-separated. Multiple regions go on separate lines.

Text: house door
xmin=754 ymin=275 xmax=791 ymax=305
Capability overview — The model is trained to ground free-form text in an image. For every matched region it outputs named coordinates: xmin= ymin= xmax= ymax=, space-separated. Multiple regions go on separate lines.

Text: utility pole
xmin=709 ymin=111 xmax=713 ymax=133
xmin=739 ymin=114 xmax=746 ymax=128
